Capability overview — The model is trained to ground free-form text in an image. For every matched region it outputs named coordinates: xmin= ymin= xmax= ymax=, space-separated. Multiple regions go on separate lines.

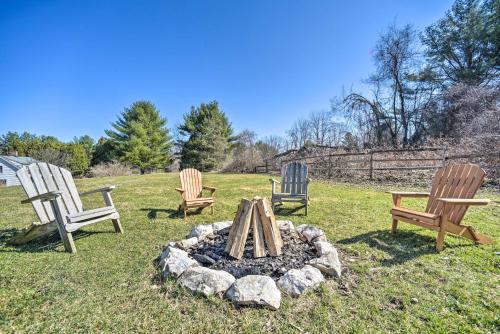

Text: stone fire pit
xmin=158 ymin=219 xmax=342 ymax=310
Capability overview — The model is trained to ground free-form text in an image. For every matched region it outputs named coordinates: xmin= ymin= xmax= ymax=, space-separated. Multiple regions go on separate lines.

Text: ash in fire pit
xmin=188 ymin=226 xmax=316 ymax=279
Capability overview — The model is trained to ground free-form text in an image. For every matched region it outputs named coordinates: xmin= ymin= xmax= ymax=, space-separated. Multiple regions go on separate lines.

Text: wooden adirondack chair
xmin=269 ymin=162 xmax=310 ymax=215
xmin=17 ymin=162 xmax=123 ymax=253
xmin=389 ymin=164 xmax=492 ymax=251
xmin=175 ymin=168 xmax=216 ymax=218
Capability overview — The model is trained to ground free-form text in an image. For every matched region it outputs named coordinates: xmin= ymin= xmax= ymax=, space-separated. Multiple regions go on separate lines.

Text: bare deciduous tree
xmin=342 ymin=23 xmax=439 ymax=148
xmin=309 ymin=111 xmax=331 ymax=145
xmin=374 ymin=23 xmax=418 ymax=147
xmin=287 ymin=118 xmax=311 ymax=149
xmin=224 ymin=129 xmax=263 ymax=172
xmin=256 ymin=135 xmax=284 ymax=159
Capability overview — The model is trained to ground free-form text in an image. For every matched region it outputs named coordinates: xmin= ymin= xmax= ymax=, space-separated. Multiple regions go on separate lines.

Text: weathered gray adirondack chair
xmin=269 ymin=162 xmax=310 ymax=215
xmin=17 ymin=162 xmax=123 ymax=253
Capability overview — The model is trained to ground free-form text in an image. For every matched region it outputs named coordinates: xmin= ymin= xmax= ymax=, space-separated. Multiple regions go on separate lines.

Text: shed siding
xmin=0 ymin=163 xmax=21 ymax=187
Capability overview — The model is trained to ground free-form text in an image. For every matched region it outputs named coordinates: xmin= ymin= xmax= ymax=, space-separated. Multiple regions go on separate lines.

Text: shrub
xmin=87 ymin=161 xmax=133 ymax=178
xmin=31 ymin=148 xmax=68 ymax=167
xmin=65 ymin=143 xmax=90 ymax=176
xmin=222 ymin=148 xmax=263 ymax=173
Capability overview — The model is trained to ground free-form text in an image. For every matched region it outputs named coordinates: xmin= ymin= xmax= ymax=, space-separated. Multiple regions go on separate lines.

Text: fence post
xmin=369 ymin=150 xmax=374 ymax=180
xmin=441 ymin=145 xmax=448 ymax=167
xmin=328 ymin=154 xmax=332 ymax=178
xmin=265 ymin=160 xmax=268 ymax=173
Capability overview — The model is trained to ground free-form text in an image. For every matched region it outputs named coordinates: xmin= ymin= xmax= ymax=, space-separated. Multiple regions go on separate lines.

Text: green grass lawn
xmin=0 ymin=173 xmax=498 ymax=333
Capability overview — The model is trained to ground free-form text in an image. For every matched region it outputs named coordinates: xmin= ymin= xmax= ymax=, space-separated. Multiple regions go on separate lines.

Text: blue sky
xmin=0 ymin=0 xmax=453 ymax=141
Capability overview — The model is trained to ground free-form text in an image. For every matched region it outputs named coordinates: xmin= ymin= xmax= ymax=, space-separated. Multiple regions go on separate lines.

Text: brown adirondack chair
xmin=175 ymin=168 xmax=216 ymax=218
xmin=16 ymin=162 xmax=123 ymax=253
xmin=389 ymin=164 xmax=492 ymax=251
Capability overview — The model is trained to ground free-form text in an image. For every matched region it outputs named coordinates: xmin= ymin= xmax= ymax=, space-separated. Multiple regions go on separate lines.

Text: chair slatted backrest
xmin=17 ymin=163 xmax=84 ymax=223
xmin=280 ymin=162 xmax=308 ymax=195
xmin=425 ymin=164 xmax=485 ymax=225
xmin=180 ymin=168 xmax=203 ymax=200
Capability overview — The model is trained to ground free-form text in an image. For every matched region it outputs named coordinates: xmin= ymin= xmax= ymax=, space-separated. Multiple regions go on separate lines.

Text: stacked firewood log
xmin=225 ymin=197 xmax=283 ymax=259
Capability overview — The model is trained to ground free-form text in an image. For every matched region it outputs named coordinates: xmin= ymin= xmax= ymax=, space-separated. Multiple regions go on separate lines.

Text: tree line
xmin=0 ymin=100 xmax=236 ymax=175
xmin=1 ymin=0 xmax=498 ymax=175
xmin=0 ymin=98 xmax=285 ymax=175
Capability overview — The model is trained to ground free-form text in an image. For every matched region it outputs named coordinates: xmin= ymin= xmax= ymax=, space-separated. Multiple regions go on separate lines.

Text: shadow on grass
xmin=337 ymin=229 xmax=450 ymax=266
xmin=140 ymin=208 xmax=182 ymax=219
xmin=273 ymin=203 xmax=307 ymax=216
xmin=141 ymin=207 xmax=210 ymax=220
xmin=0 ymin=228 xmax=105 ymax=253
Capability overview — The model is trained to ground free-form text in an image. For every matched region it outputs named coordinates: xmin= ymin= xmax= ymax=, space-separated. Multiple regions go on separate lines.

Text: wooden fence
xmin=254 ymin=146 xmax=500 ymax=184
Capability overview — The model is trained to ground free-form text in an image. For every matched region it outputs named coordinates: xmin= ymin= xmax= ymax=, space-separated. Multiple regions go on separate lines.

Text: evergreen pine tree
xmin=421 ymin=0 xmax=497 ymax=85
xmin=178 ymin=101 xmax=233 ymax=171
xmin=106 ymin=101 xmax=172 ymax=173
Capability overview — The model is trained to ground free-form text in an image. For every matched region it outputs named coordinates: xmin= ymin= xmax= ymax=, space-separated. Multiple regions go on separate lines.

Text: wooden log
xmin=7 ymin=221 xmax=58 ymax=245
xmin=225 ymin=198 xmax=254 ymax=259
xmin=225 ymin=203 xmax=243 ymax=251
xmin=255 ymin=197 xmax=283 ymax=256
xmin=251 ymin=203 xmax=266 ymax=258
xmin=263 ymin=197 xmax=283 ymax=249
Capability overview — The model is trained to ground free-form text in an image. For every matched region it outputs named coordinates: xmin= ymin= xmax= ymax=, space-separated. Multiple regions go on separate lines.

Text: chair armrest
xmin=80 ymin=185 xmax=116 ymax=196
xmin=21 ymin=191 xmax=62 ymax=204
xmin=269 ymin=178 xmax=280 ymax=184
xmin=175 ymin=188 xmax=186 ymax=200
xmin=387 ymin=191 xmax=430 ymax=197
xmin=203 ymin=186 xmax=217 ymax=196
xmin=389 ymin=191 xmax=430 ymax=207
xmin=437 ymin=198 xmax=490 ymax=206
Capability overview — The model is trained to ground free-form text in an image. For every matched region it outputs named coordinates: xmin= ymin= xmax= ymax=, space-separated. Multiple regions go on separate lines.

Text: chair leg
xmin=210 ymin=205 xmax=214 ymax=215
xmin=436 ymin=204 xmax=452 ymax=252
xmin=391 ymin=219 xmax=398 ymax=233
xmin=466 ymin=227 xmax=492 ymax=244
xmin=50 ymin=199 xmax=77 ymax=253
xmin=436 ymin=227 xmax=446 ymax=252
xmin=304 ymin=201 xmax=308 ymax=216
xmin=55 ymin=221 xmax=76 ymax=253
xmin=112 ymin=218 xmax=124 ymax=233
xmin=443 ymin=223 xmax=493 ymax=245
xmin=178 ymin=202 xmax=187 ymax=219
xmin=102 ymin=192 xmax=123 ymax=233
xmin=61 ymin=231 xmax=77 ymax=253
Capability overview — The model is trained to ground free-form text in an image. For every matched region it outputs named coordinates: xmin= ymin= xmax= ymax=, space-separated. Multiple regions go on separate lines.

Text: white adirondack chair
xmin=17 ymin=162 xmax=123 ymax=253
xmin=269 ymin=162 xmax=310 ymax=215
